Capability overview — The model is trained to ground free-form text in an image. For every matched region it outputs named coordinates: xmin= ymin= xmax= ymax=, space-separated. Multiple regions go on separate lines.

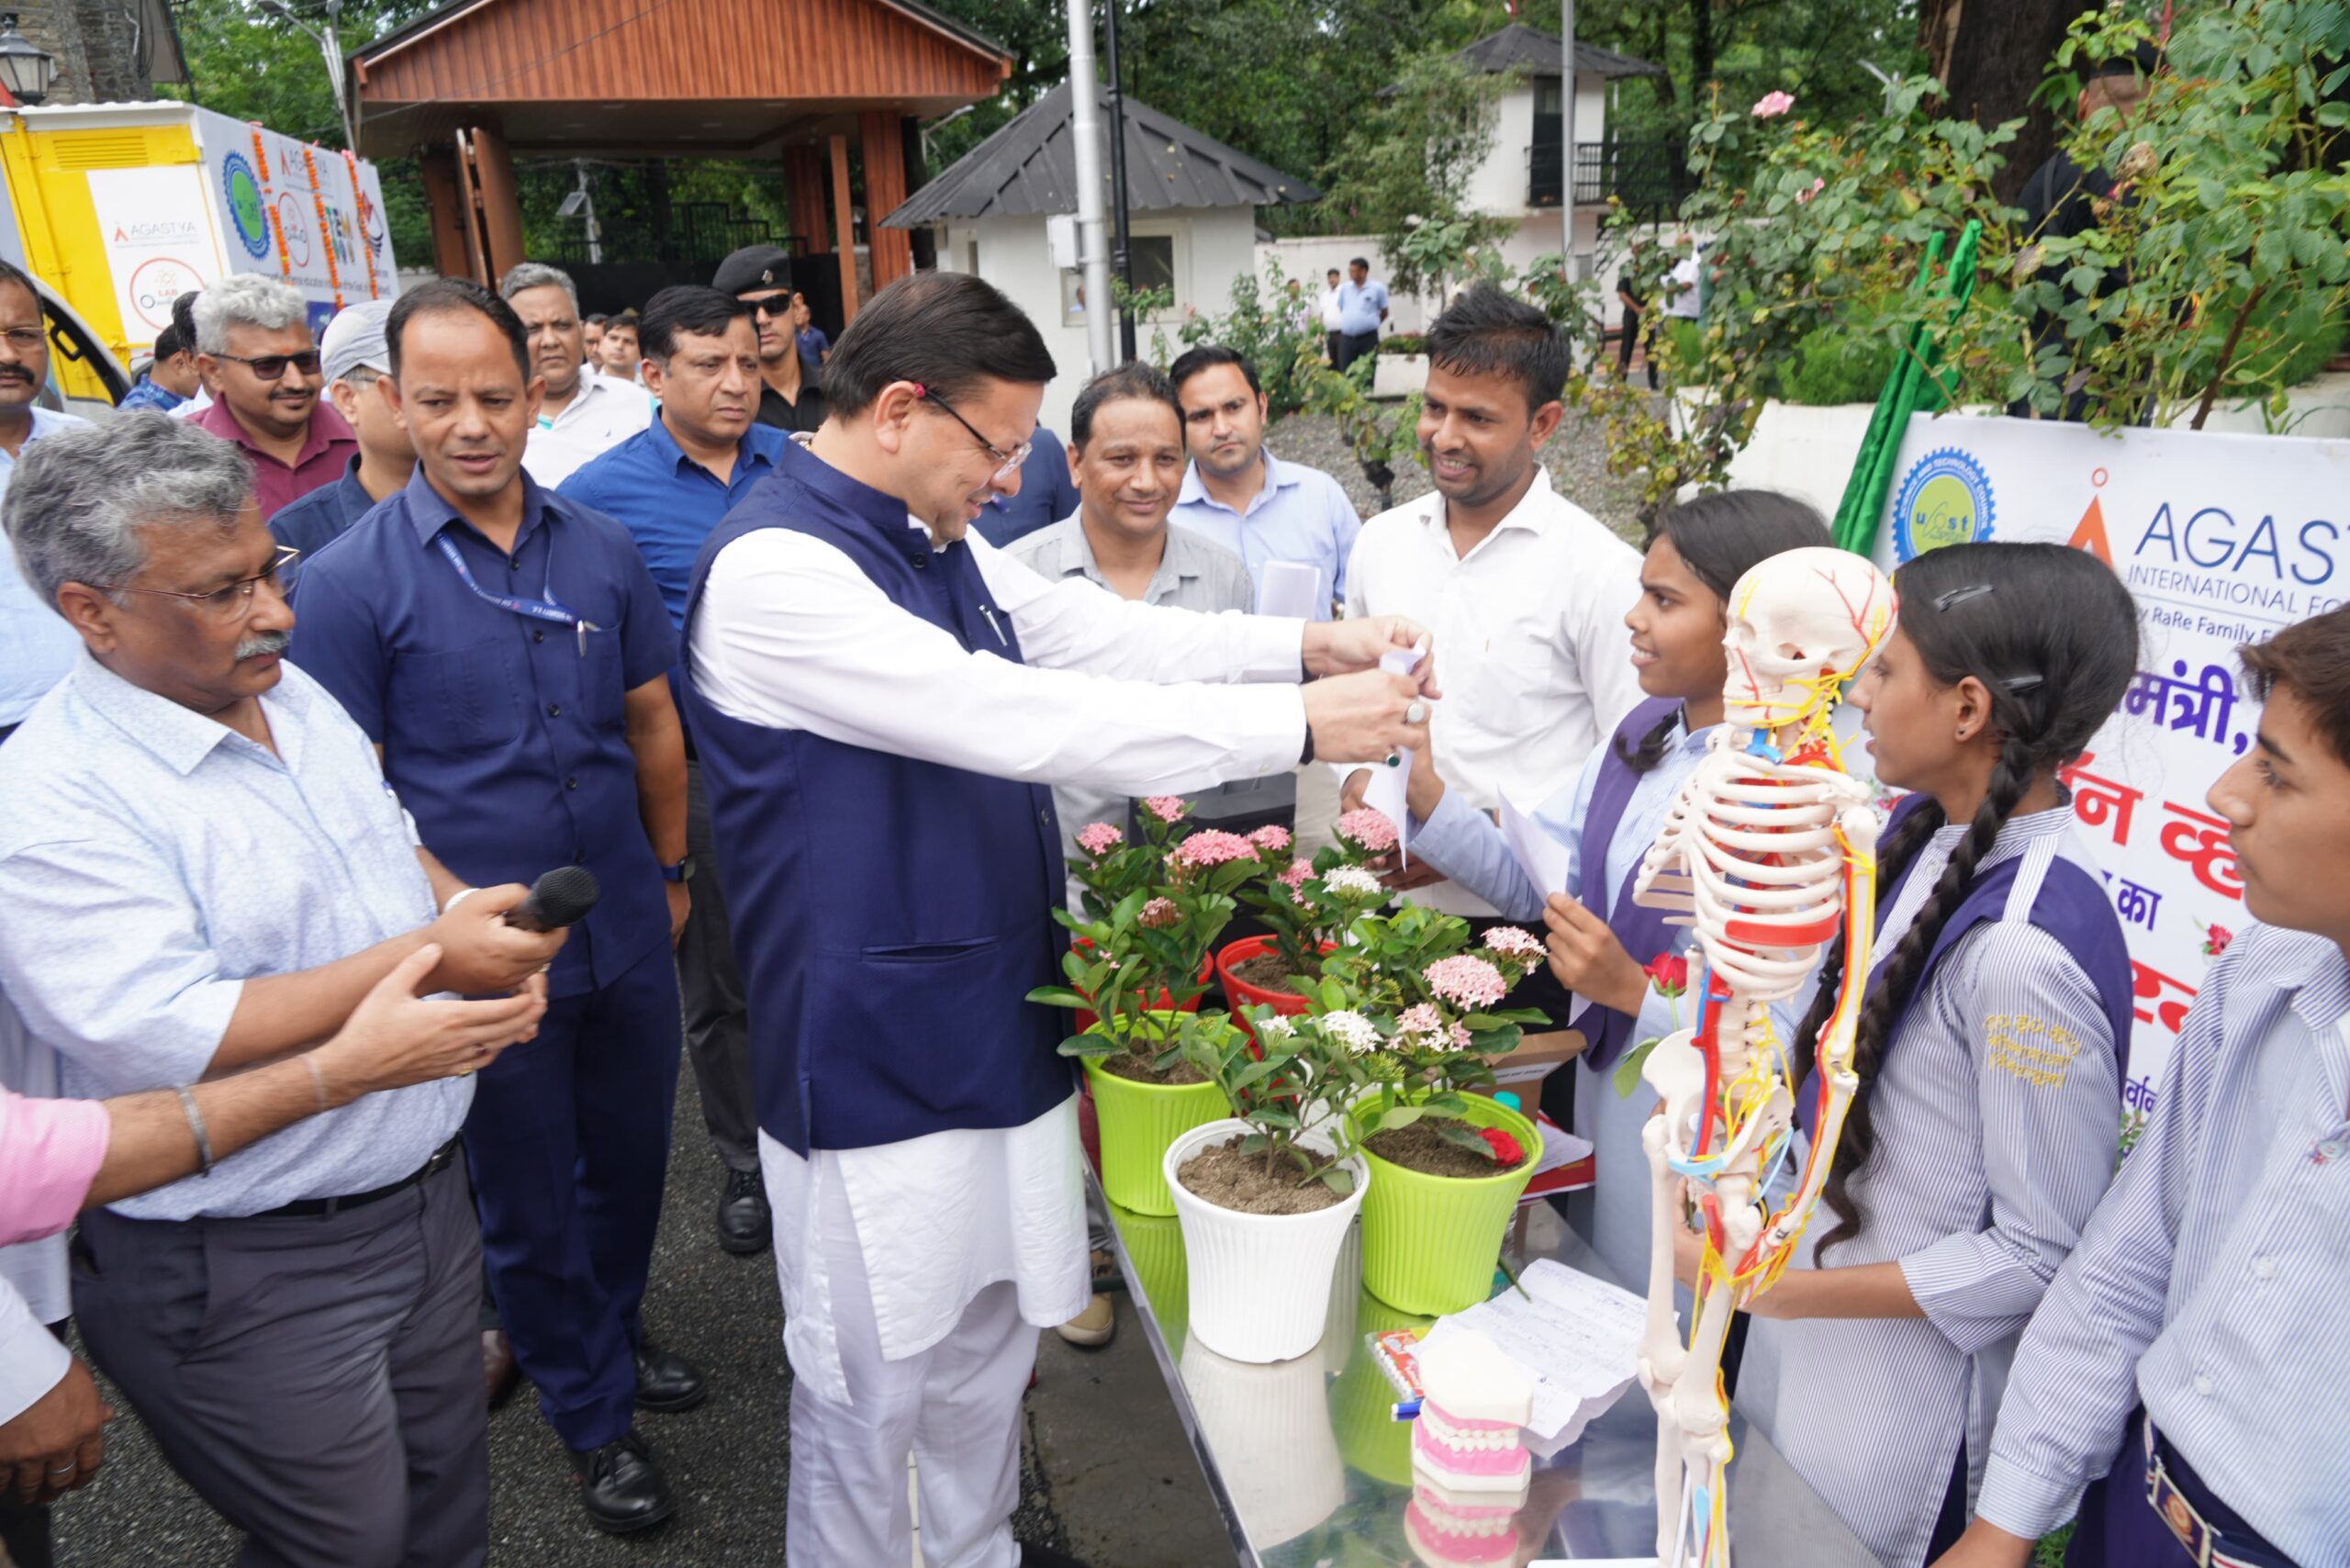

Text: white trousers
xmin=778 ymin=1144 xmax=1036 ymax=1568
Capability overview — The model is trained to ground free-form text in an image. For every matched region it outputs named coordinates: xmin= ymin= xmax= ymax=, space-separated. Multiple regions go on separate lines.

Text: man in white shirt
xmin=1664 ymin=239 xmax=1706 ymax=321
xmin=684 ymin=272 xmax=1434 ymax=1568
xmin=501 ymin=263 xmax=651 ymax=487
xmin=1340 ymin=282 xmax=1644 ymax=930
xmin=1318 ymin=265 xmax=1345 ymax=364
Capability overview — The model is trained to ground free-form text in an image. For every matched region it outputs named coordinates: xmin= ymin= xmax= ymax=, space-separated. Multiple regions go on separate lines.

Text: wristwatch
xmin=660 ymin=857 xmax=695 ymax=883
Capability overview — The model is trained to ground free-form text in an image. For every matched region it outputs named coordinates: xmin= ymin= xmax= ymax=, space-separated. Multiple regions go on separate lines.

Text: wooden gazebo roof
xmin=350 ymin=0 xmax=1013 ymax=160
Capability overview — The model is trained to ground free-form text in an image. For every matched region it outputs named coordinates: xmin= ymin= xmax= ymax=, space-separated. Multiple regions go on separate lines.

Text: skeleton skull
xmin=1720 ymin=546 xmax=1897 ymax=732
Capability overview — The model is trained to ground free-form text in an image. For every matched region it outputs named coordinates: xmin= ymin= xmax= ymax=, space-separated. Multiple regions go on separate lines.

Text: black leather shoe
xmin=633 ymin=1339 xmax=707 ymax=1414
xmin=1021 ymin=1546 xmax=1094 ymax=1568
xmin=716 ymin=1166 xmax=771 ymax=1255
xmin=569 ymin=1430 xmax=676 ymax=1534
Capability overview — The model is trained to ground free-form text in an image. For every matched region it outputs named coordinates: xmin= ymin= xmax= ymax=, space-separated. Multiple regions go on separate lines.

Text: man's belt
xmin=251 ymin=1138 xmax=462 ymax=1219
xmin=2143 ymin=1418 xmax=2297 ymax=1568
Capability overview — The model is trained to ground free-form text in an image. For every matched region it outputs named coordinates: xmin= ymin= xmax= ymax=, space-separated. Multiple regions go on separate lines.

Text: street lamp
xmin=0 ymin=14 xmax=58 ymax=107
xmin=259 ymin=0 xmax=355 ymax=150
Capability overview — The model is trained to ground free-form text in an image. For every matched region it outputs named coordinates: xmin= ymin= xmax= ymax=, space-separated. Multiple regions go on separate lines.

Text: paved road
xmin=47 ymin=1081 xmax=1119 ymax=1565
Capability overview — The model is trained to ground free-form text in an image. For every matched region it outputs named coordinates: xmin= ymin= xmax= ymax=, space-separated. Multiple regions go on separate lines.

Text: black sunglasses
xmin=214 ymin=350 xmax=322 ymax=382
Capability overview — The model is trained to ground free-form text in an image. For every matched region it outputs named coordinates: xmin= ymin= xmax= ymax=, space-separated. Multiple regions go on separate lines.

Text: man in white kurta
xmin=683 ymin=271 xmax=1432 ymax=1568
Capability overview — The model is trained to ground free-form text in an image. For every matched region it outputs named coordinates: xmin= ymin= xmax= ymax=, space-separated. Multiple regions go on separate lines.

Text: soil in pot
xmin=1091 ymin=1049 xmax=1209 ymax=1087
xmin=1364 ymin=1122 xmax=1528 ymax=1181
xmin=1176 ymin=1136 xmax=1348 ymax=1215
xmin=1228 ymin=951 xmax=1319 ymax=991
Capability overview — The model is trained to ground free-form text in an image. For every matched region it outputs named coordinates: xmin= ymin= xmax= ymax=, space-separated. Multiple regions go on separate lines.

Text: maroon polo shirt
xmin=194 ymin=395 xmax=359 ymax=522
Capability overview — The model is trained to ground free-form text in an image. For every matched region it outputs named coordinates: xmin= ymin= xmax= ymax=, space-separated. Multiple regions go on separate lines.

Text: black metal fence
xmin=542 ymin=201 xmax=789 ymax=269
xmin=1526 ymin=138 xmax=1694 ymax=223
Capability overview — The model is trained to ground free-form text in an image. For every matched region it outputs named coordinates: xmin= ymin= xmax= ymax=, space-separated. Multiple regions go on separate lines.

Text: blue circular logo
xmin=220 ymin=152 xmax=269 ymax=259
xmin=1890 ymin=445 xmax=1996 ymax=562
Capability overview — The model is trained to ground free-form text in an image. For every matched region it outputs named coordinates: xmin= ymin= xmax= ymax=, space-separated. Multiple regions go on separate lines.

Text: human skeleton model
xmin=1628 ymin=547 xmax=1897 ymax=1567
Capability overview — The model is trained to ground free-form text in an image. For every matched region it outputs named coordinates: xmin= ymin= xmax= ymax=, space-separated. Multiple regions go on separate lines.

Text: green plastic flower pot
xmin=1082 ymin=1051 xmax=1229 ymax=1216
xmin=1353 ymin=1092 xmax=1541 ymax=1316
xmin=1104 ymin=1202 xmax=1190 ymax=1349
xmin=1328 ymin=1287 xmax=1436 ymax=1487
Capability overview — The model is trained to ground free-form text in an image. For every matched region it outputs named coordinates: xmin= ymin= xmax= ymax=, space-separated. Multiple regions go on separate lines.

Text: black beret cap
xmin=713 ymin=245 xmax=795 ymax=296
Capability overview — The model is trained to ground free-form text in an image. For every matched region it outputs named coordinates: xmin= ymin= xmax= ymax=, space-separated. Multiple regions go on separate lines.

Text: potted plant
xmin=1219 ymin=814 xmax=1394 ymax=1040
xmin=1162 ymin=1006 xmax=1371 ymax=1364
xmin=1327 ymin=912 xmax=1552 ymax=1315
xmin=1033 ymin=798 xmax=1275 ymax=1214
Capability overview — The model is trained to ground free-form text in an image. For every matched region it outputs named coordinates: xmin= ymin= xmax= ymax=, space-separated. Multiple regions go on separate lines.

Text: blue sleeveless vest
xmin=1572 ymin=697 xmax=1686 ymax=1070
xmin=1798 ymin=793 xmax=2134 ymax=1132
xmin=682 ymin=442 xmax=1074 ymax=1155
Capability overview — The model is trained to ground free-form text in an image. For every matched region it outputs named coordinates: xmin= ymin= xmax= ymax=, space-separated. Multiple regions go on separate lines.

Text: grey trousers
xmin=70 ymin=1158 xmax=487 ymax=1568
xmin=681 ymin=761 xmax=760 ymax=1173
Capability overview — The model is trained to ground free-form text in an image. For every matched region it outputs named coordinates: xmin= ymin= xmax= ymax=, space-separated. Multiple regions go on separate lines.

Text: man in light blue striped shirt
xmin=1942 ymin=607 xmax=2350 ymax=1568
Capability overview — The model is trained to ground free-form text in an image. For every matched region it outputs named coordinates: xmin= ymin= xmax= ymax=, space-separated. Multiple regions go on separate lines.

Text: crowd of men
xmin=0 ymin=208 xmax=2341 ymax=1568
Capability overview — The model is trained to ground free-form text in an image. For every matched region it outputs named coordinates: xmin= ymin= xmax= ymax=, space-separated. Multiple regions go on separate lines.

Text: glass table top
xmin=1095 ymin=1176 xmax=1882 ymax=1568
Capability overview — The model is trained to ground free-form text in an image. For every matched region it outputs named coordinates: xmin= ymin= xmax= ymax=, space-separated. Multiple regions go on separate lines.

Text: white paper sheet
xmin=1420 ymin=1258 xmax=1648 ymax=1444
xmin=1256 ymin=559 xmax=1322 ymax=621
xmin=1361 ymin=645 xmax=1424 ymax=864
xmin=1499 ymin=791 xmax=1575 ymax=902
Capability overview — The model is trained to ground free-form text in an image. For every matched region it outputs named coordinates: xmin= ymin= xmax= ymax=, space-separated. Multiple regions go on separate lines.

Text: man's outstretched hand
xmin=1303 ymin=669 xmax=1429 ymax=765
xmin=1302 ymin=618 xmax=1440 ymax=696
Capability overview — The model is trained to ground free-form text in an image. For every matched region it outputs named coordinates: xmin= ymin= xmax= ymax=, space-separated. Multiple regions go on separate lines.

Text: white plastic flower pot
xmin=1179 ymin=1334 xmax=1346 ymax=1547
xmin=1163 ymin=1117 xmax=1368 ymax=1365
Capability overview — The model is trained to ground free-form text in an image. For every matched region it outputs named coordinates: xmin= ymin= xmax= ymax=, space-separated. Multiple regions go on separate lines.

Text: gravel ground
xmin=1265 ymin=405 xmax=1649 ymax=544
xmin=48 ymin=1081 xmax=1075 ymax=1566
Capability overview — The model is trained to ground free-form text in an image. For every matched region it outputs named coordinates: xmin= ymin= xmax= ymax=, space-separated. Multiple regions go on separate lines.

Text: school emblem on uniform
xmin=221 ymin=152 xmax=270 ymax=259
xmin=1891 ymin=446 xmax=1996 ymax=562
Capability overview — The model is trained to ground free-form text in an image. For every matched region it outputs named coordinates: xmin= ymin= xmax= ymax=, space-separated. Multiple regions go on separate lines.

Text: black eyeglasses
xmin=213 ymin=350 xmax=322 ymax=381
xmin=743 ymin=295 xmax=791 ymax=319
xmin=105 ymin=544 xmax=300 ymax=620
xmin=916 ymin=386 xmax=1030 ymax=480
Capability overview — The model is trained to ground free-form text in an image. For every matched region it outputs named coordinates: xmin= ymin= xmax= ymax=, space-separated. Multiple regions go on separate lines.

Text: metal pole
xmin=1560 ymin=0 xmax=1576 ymax=269
xmin=1102 ymin=0 xmax=1136 ymax=361
xmin=1064 ymin=0 xmax=1114 ymax=375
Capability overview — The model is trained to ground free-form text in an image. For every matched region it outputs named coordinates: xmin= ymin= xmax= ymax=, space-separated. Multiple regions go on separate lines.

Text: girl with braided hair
xmin=1716 ymin=541 xmax=2142 ymax=1568
xmin=1403 ymin=488 xmax=1831 ymax=1286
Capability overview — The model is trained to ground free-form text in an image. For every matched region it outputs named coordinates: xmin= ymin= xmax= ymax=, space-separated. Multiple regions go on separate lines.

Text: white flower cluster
xmin=1255 ymin=1014 xmax=1297 ymax=1040
xmin=1318 ymin=1010 xmax=1381 ymax=1056
xmin=1321 ymin=865 xmax=1386 ymax=900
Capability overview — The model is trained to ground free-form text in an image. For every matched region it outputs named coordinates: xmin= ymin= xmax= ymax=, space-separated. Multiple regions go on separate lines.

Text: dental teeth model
xmin=1629 ymin=546 xmax=1896 ymax=1568
xmin=1409 ymin=1328 xmax=1534 ymax=1507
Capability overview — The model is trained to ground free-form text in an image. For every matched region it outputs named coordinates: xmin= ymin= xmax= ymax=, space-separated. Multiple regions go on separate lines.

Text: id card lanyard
xmin=433 ymin=531 xmax=599 ymax=656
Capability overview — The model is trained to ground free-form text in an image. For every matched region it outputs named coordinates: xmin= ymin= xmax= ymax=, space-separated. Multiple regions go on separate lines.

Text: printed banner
xmin=85 ymin=165 xmax=222 ymax=349
xmin=1874 ymin=414 xmax=2350 ymax=1150
xmin=196 ymin=113 xmax=394 ymax=313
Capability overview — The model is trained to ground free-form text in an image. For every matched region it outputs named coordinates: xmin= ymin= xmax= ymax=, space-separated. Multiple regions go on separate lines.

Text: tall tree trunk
xmin=1929 ymin=0 xmax=2094 ymax=202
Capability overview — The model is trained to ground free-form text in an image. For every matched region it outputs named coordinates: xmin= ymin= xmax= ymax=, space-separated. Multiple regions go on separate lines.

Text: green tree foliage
xmin=1315 ymin=50 xmax=1517 ymax=295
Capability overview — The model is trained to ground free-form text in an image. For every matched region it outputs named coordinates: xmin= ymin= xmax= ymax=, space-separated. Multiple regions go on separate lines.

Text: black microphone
xmin=503 ymin=866 xmax=600 ymax=933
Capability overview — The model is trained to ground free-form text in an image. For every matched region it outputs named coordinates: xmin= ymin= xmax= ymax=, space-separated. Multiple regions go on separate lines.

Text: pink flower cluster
xmin=1335 ymin=808 xmax=1399 ymax=854
xmin=1751 ymin=89 xmax=1796 ymax=118
xmin=1074 ymin=822 xmax=1125 ymax=856
xmin=1142 ymin=796 xmax=1188 ymax=824
xmin=1482 ymin=926 xmax=1544 ymax=961
xmin=1397 ymin=1003 xmax=1474 ymax=1051
xmin=1277 ymin=860 xmax=1313 ymax=906
xmin=1171 ymin=829 xmax=1257 ymax=869
xmin=1139 ymin=897 xmax=1180 ymax=929
xmin=1248 ymin=823 xmax=1292 ymax=854
xmin=1424 ymin=955 xmax=1507 ymax=1010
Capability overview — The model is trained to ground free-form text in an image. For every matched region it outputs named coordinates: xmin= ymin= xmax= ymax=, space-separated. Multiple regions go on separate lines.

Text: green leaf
xmin=1315 ymin=1166 xmax=1356 ymax=1197
xmin=1614 ymin=1036 xmax=1662 ymax=1098
xmin=1024 ymin=987 xmax=1094 ymax=1010
xmin=1434 ymin=1120 xmax=1498 ymax=1158
xmin=1058 ymin=1035 xmax=1119 ymax=1059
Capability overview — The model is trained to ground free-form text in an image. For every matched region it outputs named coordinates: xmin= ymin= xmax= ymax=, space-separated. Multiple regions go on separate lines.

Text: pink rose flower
xmin=1751 ymin=90 xmax=1796 ymax=118
xmin=1139 ymin=897 xmax=1180 ymax=929
xmin=1074 ymin=822 xmax=1125 ymax=856
xmin=1171 ymin=830 xmax=1257 ymax=868
xmin=1795 ymin=175 xmax=1825 ymax=205
xmin=1336 ymin=808 xmax=1399 ymax=854
xmin=1482 ymin=926 xmax=1544 ymax=960
xmin=1248 ymin=823 xmax=1292 ymax=854
xmin=1424 ymin=955 xmax=1506 ymax=1010
xmin=1142 ymin=796 xmax=1188 ymax=823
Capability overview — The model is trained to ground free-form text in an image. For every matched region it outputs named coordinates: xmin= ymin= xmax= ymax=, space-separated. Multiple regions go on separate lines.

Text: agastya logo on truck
xmin=220 ymin=152 xmax=270 ymax=258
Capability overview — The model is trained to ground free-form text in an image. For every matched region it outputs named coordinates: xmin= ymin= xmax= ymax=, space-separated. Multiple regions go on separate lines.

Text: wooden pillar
xmin=828 ymin=133 xmax=858 ymax=321
xmin=858 ymin=111 xmax=912 ymax=291
xmin=786 ymin=144 xmax=831 ymax=252
xmin=418 ymin=143 xmax=472 ymax=281
xmin=467 ymin=124 xmax=527 ymax=284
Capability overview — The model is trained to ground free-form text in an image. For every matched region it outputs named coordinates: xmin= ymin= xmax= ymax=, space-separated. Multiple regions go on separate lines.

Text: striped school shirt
xmin=1976 ymin=923 xmax=2350 ymax=1567
xmin=1740 ymin=804 xmax=2125 ymax=1568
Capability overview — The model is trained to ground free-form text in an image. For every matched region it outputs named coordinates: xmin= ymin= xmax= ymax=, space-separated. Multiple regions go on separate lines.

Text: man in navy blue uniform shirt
xmin=287 ymin=279 xmax=702 ymax=1535
xmin=561 ymin=286 xmax=783 ymax=1255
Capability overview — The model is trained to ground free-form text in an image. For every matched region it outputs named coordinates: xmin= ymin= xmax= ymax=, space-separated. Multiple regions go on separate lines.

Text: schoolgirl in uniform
xmin=1403 ymin=488 xmax=1832 ymax=1287
xmin=1728 ymin=541 xmax=2142 ymax=1568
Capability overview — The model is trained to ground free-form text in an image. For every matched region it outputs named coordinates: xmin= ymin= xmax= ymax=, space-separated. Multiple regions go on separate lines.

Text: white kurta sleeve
xmin=690 ymin=531 xmax=1306 ymax=797
xmin=0 ymin=1272 xmax=68 ymax=1425
xmin=972 ymin=532 xmax=1304 ymax=686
